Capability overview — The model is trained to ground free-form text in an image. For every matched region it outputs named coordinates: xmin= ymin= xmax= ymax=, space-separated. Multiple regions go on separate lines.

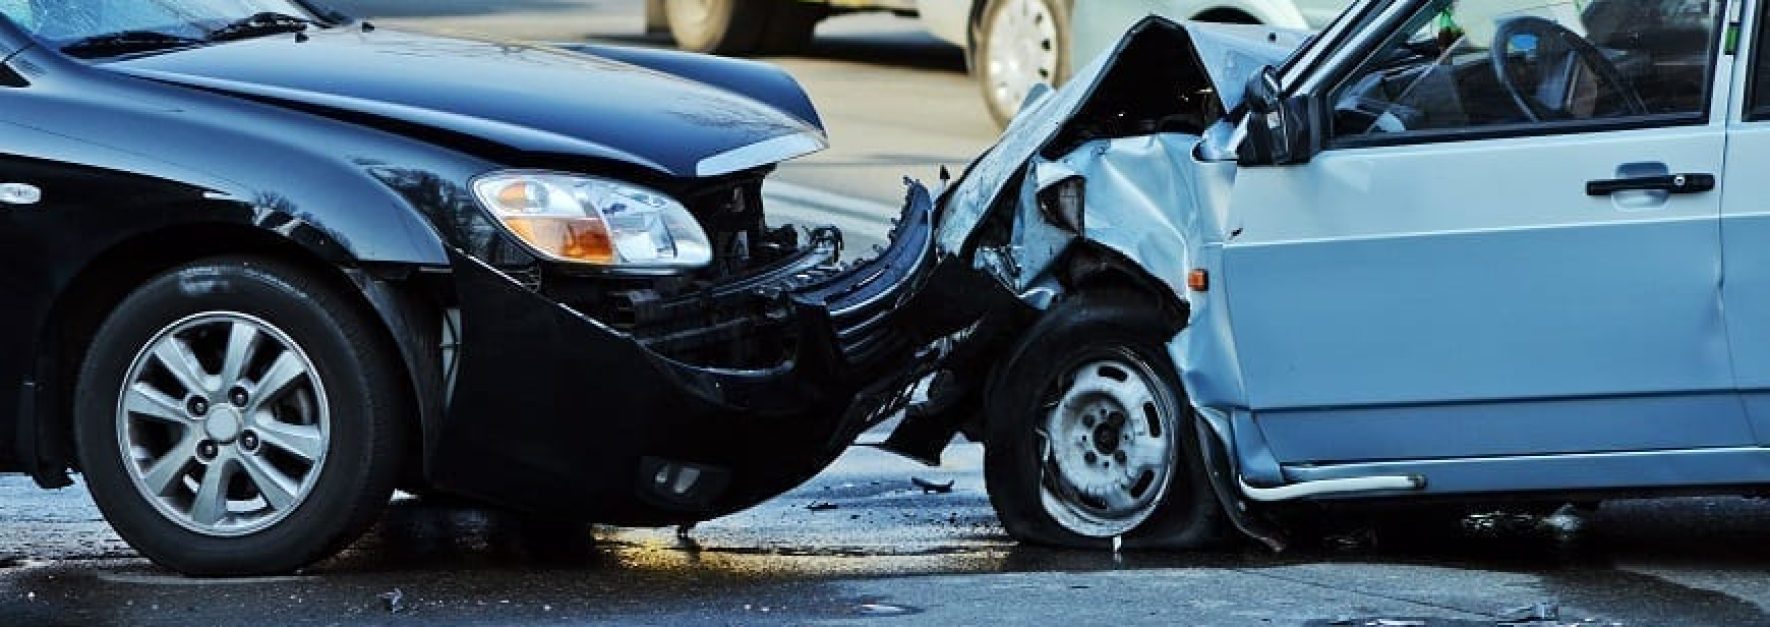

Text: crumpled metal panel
xmin=938 ymin=17 xmax=1232 ymax=255
xmin=1026 ymin=134 xmax=1250 ymax=414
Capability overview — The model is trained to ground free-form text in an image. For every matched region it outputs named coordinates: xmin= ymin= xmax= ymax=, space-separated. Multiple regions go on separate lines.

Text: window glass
xmin=1750 ymin=0 xmax=1770 ymax=118
xmin=0 ymin=0 xmax=36 ymax=30
xmin=9 ymin=0 xmax=317 ymax=46
xmin=1332 ymin=0 xmax=1720 ymax=140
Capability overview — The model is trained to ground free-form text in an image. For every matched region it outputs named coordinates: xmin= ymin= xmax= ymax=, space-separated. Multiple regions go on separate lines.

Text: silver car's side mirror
xmin=1238 ymin=66 xmax=1313 ymax=166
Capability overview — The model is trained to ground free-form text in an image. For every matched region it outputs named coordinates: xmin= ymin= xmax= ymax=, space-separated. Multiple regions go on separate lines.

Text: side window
xmin=0 ymin=0 xmax=36 ymax=31
xmin=1750 ymin=0 xmax=1770 ymax=119
xmin=1330 ymin=0 xmax=1722 ymax=142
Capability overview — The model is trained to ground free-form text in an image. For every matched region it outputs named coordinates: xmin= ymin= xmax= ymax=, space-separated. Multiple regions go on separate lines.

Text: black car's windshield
xmin=0 ymin=0 xmax=324 ymax=56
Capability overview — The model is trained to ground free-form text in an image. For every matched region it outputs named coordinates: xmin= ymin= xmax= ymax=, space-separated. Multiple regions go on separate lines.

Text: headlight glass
xmin=472 ymin=172 xmax=712 ymax=269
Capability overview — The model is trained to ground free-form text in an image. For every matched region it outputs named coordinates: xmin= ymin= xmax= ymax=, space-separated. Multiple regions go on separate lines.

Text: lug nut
xmin=197 ymin=440 xmax=219 ymax=461
xmin=1114 ymin=451 xmax=1128 ymax=464
xmin=240 ymin=431 xmax=260 ymax=452
xmin=1082 ymin=415 xmax=1095 ymax=428
xmin=1084 ymin=452 xmax=1098 ymax=464
xmin=187 ymin=397 xmax=209 ymax=417
xmin=229 ymin=387 xmax=249 ymax=408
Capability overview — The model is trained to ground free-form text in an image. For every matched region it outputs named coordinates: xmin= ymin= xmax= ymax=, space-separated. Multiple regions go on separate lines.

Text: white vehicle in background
xmin=647 ymin=0 xmax=1349 ymax=127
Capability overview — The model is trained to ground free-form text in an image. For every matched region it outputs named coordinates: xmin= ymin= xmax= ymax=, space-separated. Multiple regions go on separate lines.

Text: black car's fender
xmin=1 ymin=46 xmax=484 ymax=485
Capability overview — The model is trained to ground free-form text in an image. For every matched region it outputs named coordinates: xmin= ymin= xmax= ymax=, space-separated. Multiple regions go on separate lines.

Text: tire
xmin=983 ymin=290 xmax=1225 ymax=549
xmin=757 ymin=1 xmax=826 ymax=55
xmin=665 ymin=0 xmax=774 ymax=55
xmin=74 ymin=257 xmax=405 ymax=576
xmin=975 ymin=0 xmax=1071 ymax=128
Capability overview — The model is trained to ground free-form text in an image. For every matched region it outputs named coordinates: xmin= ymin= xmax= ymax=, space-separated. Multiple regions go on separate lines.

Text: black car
xmin=0 ymin=0 xmax=942 ymax=575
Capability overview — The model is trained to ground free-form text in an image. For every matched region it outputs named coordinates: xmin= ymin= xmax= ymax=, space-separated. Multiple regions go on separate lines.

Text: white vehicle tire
xmin=665 ymin=0 xmax=773 ymax=55
xmin=976 ymin=0 xmax=1071 ymax=128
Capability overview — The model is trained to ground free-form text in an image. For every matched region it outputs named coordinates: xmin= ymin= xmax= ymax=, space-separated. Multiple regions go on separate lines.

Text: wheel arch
xmin=1059 ymin=242 xmax=1191 ymax=334
xmin=18 ymin=222 xmax=442 ymax=488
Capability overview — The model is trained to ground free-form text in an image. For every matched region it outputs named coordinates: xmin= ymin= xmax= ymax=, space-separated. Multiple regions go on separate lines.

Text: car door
xmin=1722 ymin=0 xmax=1770 ymax=445
xmin=1221 ymin=0 xmax=1746 ymax=467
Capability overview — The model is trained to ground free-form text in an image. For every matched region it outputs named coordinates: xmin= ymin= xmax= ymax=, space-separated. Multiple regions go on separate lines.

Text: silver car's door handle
xmin=1586 ymin=173 xmax=1715 ymax=196
xmin=0 ymin=182 xmax=41 ymax=206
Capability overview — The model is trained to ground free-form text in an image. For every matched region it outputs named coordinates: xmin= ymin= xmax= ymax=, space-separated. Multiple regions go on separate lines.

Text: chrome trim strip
xmin=696 ymin=132 xmax=828 ymax=177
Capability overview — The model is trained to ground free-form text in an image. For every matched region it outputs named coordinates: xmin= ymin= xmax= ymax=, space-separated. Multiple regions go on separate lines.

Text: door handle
xmin=1586 ymin=173 xmax=1715 ymax=196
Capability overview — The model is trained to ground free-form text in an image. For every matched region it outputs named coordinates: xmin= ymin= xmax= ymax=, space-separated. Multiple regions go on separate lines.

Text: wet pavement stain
xmin=5 ymin=448 xmax=1770 ymax=624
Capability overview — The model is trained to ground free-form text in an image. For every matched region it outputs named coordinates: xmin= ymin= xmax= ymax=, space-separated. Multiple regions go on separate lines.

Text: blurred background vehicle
xmin=648 ymin=0 xmax=1348 ymax=126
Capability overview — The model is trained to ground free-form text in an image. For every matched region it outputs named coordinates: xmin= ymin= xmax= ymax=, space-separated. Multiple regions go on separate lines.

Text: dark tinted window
xmin=1331 ymin=0 xmax=1721 ymax=142
xmin=1750 ymin=0 xmax=1770 ymax=120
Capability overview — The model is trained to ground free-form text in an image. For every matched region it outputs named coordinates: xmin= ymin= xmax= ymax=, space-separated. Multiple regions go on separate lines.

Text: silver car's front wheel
xmin=984 ymin=290 xmax=1225 ymax=549
xmin=1039 ymin=353 xmax=1177 ymax=538
xmin=118 ymin=312 xmax=330 ymax=537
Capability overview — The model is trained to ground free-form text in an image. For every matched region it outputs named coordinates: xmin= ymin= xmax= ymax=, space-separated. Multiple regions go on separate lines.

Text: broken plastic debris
xmin=378 ymin=588 xmax=406 ymax=614
xmin=857 ymin=602 xmax=916 ymax=616
xmin=1499 ymin=602 xmax=1561 ymax=624
xmin=911 ymin=477 xmax=955 ymax=494
xmin=806 ymin=501 xmax=840 ymax=511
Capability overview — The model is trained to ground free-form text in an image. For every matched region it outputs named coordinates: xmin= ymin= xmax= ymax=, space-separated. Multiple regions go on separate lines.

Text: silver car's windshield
xmin=1280 ymin=0 xmax=1380 ymax=84
xmin=0 ymin=0 xmax=322 ymax=49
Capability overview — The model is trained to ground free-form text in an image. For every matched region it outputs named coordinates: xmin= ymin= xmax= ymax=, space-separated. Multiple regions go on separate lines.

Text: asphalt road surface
xmin=3 ymin=2 xmax=1769 ymax=625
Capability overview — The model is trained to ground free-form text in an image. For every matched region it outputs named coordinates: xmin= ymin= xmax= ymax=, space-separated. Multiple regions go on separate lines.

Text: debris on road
xmin=911 ymin=477 xmax=954 ymax=494
xmin=378 ymin=588 xmax=407 ymax=614
xmin=807 ymin=501 xmax=840 ymax=511
xmin=1498 ymin=602 xmax=1561 ymax=624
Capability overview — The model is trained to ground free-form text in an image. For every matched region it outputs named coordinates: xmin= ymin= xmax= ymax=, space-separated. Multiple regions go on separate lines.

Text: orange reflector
xmin=503 ymin=216 xmax=616 ymax=264
xmin=1187 ymin=269 xmax=1209 ymax=292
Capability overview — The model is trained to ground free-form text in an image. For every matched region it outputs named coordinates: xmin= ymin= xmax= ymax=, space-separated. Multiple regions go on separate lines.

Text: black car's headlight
xmin=472 ymin=171 xmax=712 ymax=270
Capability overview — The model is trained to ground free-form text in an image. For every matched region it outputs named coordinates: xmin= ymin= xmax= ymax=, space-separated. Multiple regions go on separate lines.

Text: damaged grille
xmin=536 ymin=171 xmax=850 ymax=369
xmin=795 ymin=189 xmax=936 ymax=365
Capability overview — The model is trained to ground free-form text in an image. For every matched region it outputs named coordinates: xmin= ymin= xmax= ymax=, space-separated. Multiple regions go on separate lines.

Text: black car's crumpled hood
xmin=104 ymin=29 xmax=827 ymax=177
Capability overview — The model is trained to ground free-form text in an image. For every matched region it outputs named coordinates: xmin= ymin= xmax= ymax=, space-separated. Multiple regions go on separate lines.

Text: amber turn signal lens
xmin=502 ymin=216 xmax=616 ymax=264
xmin=1187 ymin=269 xmax=1209 ymax=292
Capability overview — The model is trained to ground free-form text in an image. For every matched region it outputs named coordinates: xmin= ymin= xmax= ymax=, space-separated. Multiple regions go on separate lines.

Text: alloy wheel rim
xmin=115 ymin=312 xmax=330 ymax=537
xmin=1038 ymin=350 xmax=1177 ymax=538
xmin=984 ymin=0 xmax=1061 ymax=118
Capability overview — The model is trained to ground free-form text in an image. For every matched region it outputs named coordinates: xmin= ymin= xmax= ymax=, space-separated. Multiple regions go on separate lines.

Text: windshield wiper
xmin=206 ymin=12 xmax=314 ymax=43
xmin=60 ymin=30 xmax=206 ymax=58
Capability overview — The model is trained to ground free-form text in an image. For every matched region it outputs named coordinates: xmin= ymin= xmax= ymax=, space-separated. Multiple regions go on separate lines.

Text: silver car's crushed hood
xmin=936 ymin=18 xmax=1303 ymax=256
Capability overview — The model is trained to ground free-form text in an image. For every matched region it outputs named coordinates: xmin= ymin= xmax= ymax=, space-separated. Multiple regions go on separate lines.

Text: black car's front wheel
xmin=984 ymin=291 xmax=1225 ymax=548
xmin=75 ymin=257 xmax=405 ymax=576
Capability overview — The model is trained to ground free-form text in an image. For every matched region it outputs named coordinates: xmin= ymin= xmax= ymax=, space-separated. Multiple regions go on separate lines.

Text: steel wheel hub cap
xmin=985 ymin=0 xmax=1060 ymax=115
xmin=1039 ymin=353 xmax=1176 ymax=537
xmin=116 ymin=312 xmax=331 ymax=537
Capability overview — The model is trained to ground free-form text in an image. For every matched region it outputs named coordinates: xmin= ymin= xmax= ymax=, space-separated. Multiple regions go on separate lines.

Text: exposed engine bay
xmin=535 ymin=169 xmax=846 ymax=370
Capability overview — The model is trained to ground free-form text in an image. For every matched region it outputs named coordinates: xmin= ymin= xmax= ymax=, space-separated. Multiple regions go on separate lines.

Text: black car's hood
xmin=103 ymin=29 xmax=827 ymax=177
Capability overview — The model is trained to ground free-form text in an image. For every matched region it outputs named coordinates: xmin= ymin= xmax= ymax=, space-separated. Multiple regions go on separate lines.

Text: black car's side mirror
xmin=1238 ymin=66 xmax=1313 ymax=166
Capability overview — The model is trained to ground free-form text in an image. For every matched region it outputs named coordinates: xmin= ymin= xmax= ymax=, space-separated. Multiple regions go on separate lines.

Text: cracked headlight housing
xmin=472 ymin=172 xmax=712 ymax=270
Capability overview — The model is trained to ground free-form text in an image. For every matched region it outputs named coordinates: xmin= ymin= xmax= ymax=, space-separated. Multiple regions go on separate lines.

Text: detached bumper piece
xmin=429 ymin=183 xmax=939 ymax=524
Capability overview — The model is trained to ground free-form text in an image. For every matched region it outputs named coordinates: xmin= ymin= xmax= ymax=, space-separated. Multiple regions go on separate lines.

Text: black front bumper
xmin=425 ymin=183 xmax=941 ymax=524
